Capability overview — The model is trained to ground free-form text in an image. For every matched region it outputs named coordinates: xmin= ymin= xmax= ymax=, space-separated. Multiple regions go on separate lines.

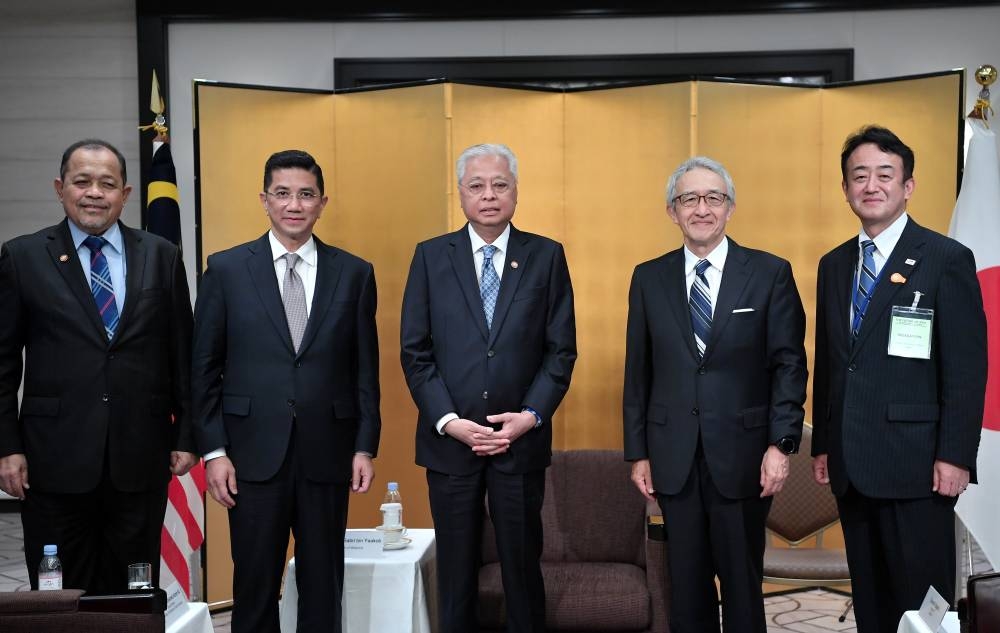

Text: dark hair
xmin=840 ymin=125 xmax=915 ymax=182
xmin=60 ymin=139 xmax=128 ymax=184
xmin=263 ymin=150 xmax=324 ymax=195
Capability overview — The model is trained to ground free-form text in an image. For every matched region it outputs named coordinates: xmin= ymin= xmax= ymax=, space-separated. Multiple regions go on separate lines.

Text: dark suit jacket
xmin=812 ymin=218 xmax=986 ymax=498
xmin=191 ymin=233 xmax=380 ymax=483
xmin=623 ymin=239 xmax=807 ymax=499
xmin=0 ymin=219 xmax=193 ymax=493
xmin=400 ymin=224 xmax=576 ymax=476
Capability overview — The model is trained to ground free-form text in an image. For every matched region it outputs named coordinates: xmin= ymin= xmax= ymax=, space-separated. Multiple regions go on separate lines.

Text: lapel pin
xmin=890 ymin=272 xmax=907 ymax=284
xmin=904 ymin=258 xmax=916 ymax=265
xmin=59 ymin=254 xmax=69 ymax=262
xmin=510 ymin=261 xmax=519 ymax=269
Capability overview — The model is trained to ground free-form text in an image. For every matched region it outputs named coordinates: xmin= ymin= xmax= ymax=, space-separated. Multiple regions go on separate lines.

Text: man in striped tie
xmin=0 ymin=139 xmax=198 ymax=593
xmin=624 ymin=156 xmax=808 ymax=633
xmin=812 ymin=126 xmax=987 ymax=632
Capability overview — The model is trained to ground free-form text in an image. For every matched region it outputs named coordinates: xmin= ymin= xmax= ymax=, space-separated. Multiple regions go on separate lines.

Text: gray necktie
xmin=282 ymin=253 xmax=307 ymax=353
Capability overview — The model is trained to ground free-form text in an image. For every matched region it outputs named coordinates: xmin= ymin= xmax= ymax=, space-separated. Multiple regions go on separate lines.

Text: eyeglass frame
xmin=459 ymin=179 xmax=514 ymax=197
xmin=263 ymin=189 xmax=322 ymax=206
xmin=671 ymin=191 xmax=731 ymax=209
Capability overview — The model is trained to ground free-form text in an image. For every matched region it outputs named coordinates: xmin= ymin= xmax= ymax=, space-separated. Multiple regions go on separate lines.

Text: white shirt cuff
xmin=436 ymin=412 xmax=459 ymax=435
xmin=204 ymin=447 xmax=227 ymax=461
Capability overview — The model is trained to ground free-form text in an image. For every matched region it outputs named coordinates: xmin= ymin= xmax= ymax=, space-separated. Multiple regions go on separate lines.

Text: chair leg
xmin=838 ymin=598 xmax=853 ymax=622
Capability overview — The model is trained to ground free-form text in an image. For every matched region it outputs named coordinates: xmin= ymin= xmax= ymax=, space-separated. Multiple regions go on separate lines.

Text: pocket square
xmin=732 ymin=308 xmax=755 ymax=313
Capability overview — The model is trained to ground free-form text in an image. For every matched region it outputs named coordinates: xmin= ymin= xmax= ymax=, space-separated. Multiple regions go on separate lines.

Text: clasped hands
xmin=445 ymin=411 xmax=537 ymax=456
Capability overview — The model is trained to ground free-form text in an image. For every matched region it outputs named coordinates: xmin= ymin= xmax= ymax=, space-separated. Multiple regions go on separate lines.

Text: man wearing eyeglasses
xmin=192 ymin=149 xmax=380 ymax=633
xmin=400 ymin=143 xmax=576 ymax=633
xmin=624 ymin=156 xmax=807 ymax=633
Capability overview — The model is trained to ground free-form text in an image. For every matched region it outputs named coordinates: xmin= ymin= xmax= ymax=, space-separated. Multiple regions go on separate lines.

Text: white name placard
xmin=163 ymin=581 xmax=187 ymax=628
xmin=917 ymin=585 xmax=948 ymax=632
xmin=344 ymin=530 xmax=384 ymax=558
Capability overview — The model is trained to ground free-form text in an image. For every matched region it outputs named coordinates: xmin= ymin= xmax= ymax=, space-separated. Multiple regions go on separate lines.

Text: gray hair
xmin=456 ymin=143 xmax=518 ymax=184
xmin=666 ymin=156 xmax=736 ymax=205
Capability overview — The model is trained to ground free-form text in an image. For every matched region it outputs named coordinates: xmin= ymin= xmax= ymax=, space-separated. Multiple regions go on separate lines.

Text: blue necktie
xmin=851 ymin=240 xmax=877 ymax=338
xmin=480 ymin=244 xmax=500 ymax=329
xmin=83 ymin=236 xmax=120 ymax=340
xmin=689 ymin=259 xmax=713 ymax=358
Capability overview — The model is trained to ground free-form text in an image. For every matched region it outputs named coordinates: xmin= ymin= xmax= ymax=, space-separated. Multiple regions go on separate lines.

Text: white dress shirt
xmin=683 ymin=236 xmax=729 ymax=314
xmin=850 ymin=212 xmax=908 ymax=325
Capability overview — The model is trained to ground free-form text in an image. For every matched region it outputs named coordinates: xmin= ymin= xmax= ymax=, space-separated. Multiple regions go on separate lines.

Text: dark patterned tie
xmin=480 ymin=245 xmax=500 ymax=329
xmin=689 ymin=259 xmax=712 ymax=359
xmin=851 ymin=240 xmax=877 ymax=338
xmin=282 ymin=253 xmax=308 ymax=353
xmin=83 ymin=236 xmax=119 ymax=340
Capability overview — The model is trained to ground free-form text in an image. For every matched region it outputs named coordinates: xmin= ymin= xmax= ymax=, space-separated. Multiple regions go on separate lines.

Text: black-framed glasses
xmin=264 ymin=190 xmax=321 ymax=206
xmin=672 ymin=192 xmax=729 ymax=208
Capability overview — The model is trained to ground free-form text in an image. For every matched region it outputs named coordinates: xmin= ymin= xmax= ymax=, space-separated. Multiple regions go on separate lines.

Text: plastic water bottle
xmin=381 ymin=481 xmax=403 ymax=528
xmin=38 ymin=544 xmax=63 ymax=591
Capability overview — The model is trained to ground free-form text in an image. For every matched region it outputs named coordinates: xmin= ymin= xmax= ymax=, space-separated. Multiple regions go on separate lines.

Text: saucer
xmin=383 ymin=537 xmax=412 ymax=550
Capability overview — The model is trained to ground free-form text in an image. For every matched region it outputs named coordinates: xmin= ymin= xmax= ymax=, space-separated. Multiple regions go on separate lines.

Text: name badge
xmin=888 ymin=305 xmax=933 ymax=359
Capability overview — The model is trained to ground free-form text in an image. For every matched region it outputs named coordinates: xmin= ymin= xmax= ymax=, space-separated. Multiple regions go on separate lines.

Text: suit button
xmin=487 ymin=350 xmax=496 ymax=358
xmin=102 ymin=393 xmax=110 ymax=403
xmin=107 ymin=354 xmax=115 ymax=360
xmin=287 ymin=399 xmax=295 ymax=407
xmin=482 ymin=391 xmax=489 ymax=400
xmin=691 ymin=407 xmax=699 ymax=416
xmin=295 ymin=361 xmax=302 ymax=368
xmin=698 ymin=367 xmax=706 ymax=375
xmin=848 ymin=364 xmax=857 ymax=372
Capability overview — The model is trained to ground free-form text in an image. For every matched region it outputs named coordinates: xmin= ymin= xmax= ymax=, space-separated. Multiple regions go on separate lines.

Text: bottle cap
xmin=387 ymin=482 xmax=398 ymax=491
xmin=43 ymin=544 xmax=57 ymax=556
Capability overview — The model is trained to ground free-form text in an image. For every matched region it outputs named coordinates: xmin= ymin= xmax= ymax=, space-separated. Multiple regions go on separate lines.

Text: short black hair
xmin=60 ymin=139 xmax=128 ymax=184
xmin=263 ymin=150 xmax=325 ymax=195
xmin=840 ymin=125 xmax=915 ymax=182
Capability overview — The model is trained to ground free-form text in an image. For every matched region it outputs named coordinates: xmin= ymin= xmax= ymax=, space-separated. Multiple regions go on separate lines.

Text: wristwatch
xmin=774 ymin=436 xmax=798 ymax=455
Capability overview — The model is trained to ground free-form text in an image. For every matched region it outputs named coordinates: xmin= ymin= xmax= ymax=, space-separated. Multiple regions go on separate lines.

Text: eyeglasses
xmin=460 ymin=180 xmax=512 ymax=196
xmin=672 ymin=192 xmax=729 ymax=209
xmin=264 ymin=190 xmax=321 ymax=206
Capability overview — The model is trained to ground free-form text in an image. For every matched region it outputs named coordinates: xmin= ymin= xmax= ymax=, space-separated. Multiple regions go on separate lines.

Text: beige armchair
xmin=478 ymin=449 xmax=669 ymax=633
xmin=0 ymin=588 xmax=166 ymax=633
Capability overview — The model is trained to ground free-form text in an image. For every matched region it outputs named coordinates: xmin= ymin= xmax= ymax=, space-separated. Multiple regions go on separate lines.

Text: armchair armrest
xmin=0 ymin=589 xmax=85 ymax=615
xmin=645 ymin=500 xmax=670 ymax=633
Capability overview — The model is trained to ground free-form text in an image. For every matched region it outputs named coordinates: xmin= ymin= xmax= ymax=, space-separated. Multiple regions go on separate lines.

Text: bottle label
xmin=380 ymin=502 xmax=402 ymax=528
xmin=39 ymin=572 xmax=62 ymax=590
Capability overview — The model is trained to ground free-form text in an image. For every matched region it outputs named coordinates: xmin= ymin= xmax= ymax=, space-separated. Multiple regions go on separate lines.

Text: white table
xmin=897 ymin=610 xmax=960 ymax=633
xmin=279 ymin=528 xmax=437 ymax=633
xmin=166 ymin=601 xmax=213 ymax=633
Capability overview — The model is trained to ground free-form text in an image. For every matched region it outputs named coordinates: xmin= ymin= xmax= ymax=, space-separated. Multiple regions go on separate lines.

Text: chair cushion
xmin=479 ymin=561 xmax=650 ymax=631
xmin=763 ymin=547 xmax=851 ymax=582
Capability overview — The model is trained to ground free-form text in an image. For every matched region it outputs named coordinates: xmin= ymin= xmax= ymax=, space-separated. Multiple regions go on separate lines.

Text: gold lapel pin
xmin=890 ymin=272 xmax=907 ymax=284
xmin=510 ymin=261 xmax=519 ymax=269
xmin=59 ymin=254 xmax=70 ymax=262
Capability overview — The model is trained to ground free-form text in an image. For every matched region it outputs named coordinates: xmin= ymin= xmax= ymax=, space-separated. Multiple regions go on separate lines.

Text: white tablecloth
xmin=280 ymin=528 xmax=437 ymax=633
xmin=166 ymin=601 xmax=213 ymax=633
xmin=896 ymin=610 xmax=960 ymax=633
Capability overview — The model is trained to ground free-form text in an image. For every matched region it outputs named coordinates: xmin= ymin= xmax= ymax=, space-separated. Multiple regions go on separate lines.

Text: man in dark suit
xmin=812 ymin=125 xmax=986 ymax=632
xmin=624 ymin=156 xmax=808 ymax=633
xmin=192 ymin=150 xmax=380 ymax=633
xmin=0 ymin=139 xmax=198 ymax=593
xmin=400 ymin=143 xmax=576 ymax=633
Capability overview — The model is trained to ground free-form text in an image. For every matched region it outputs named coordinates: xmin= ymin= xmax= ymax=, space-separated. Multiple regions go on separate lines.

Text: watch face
xmin=777 ymin=437 xmax=796 ymax=454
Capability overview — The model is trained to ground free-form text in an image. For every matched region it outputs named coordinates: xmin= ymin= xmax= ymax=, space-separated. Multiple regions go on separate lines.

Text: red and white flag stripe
xmin=160 ymin=463 xmax=206 ymax=597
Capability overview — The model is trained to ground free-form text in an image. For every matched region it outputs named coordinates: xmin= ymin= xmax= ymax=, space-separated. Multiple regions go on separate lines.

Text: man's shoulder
xmin=317 ymin=240 xmax=373 ymax=273
xmin=3 ymin=223 xmax=63 ymax=252
xmin=632 ymin=248 xmax=680 ymax=275
xmin=733 ymin=243 xmax=792 ymax=273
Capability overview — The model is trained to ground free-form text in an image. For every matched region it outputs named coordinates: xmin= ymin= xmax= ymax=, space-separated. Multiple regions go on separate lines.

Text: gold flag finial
xmin=968 ymin=64 xmax=997 ymax=127
xmin=138 ymin=70 xmax=169 ymax=140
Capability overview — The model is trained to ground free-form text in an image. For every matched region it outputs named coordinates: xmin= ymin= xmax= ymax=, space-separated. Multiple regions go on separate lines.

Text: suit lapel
xmin=657 ymin=249 xmax=701 ymax=361
xmin=852 ymin=219 xmax=924 ymax=354
xmin=45 ymin=220 xmax=107 ymax=342
xmin=705 ymin=241 xmax=751 ymax=362
xmin=487 ymin=225 xmax=530 ymax=346
xmin=246 ymin=234 xmax=296 ymax=355
xmin=447 ymin=226 xmax=490 ymax=342
xmin=828 ymin=240 xmax=855 ymax=352
xmin=111 ymin=224 xmax=146 ymax=347
xmin=298 ymin=238 xmax=343 ymax=357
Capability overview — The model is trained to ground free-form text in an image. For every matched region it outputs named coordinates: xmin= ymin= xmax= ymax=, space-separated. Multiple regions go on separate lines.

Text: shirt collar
xmin=68 ymin=219 xmax=124 ymax=255
xmin=860 ymin=212 xmax=908 ymax=257
xmin=468 ymin=223 xmax=511 ymax=255
xmin=268 ymin=231 xmax=317 ymax=267
xmin=683 ymin=236 xmax=729 ymax=274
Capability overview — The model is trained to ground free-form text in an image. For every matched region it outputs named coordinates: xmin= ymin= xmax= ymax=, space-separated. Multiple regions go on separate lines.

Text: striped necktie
xmin=282 ymin=253 xmax=308 ymax=353
xmin=689 ymin=259 xmax=713 ymax=358
xmin=83 ymin=236 xmax=120 ymax=340
xmin=851 ymin=240 xmax=877 ymax=338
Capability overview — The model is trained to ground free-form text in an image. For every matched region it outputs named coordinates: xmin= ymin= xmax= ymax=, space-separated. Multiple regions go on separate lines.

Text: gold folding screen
xmin=195 ymin=72 xmax=961 ymax=604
